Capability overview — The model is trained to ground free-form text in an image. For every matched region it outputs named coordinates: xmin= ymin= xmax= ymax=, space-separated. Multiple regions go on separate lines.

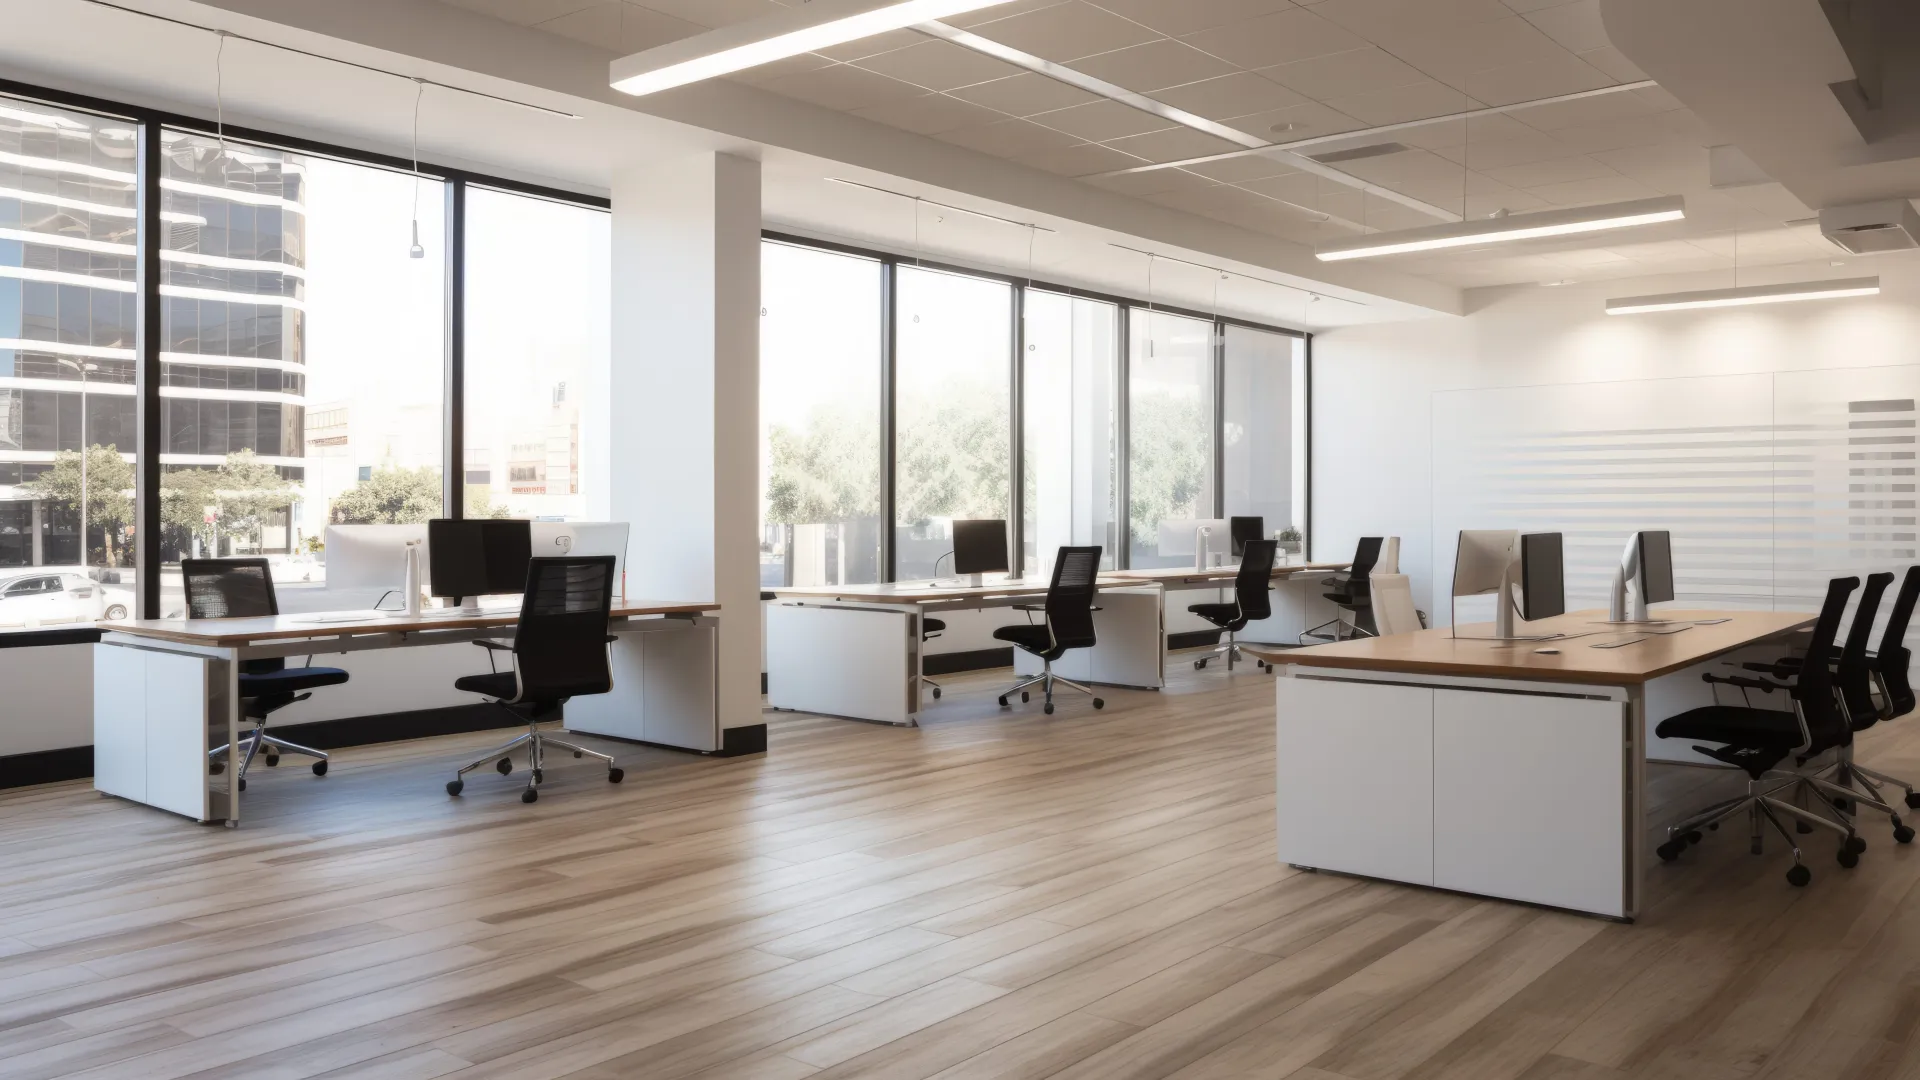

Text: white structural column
xmin=610 ymin=152 xmax=761 ymax=738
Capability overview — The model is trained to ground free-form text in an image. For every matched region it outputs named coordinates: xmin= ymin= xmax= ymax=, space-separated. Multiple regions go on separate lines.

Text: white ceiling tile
xmin=1388 ymin=16 xmax=1573 ymax=84
xmin=1219 ymin=100 xmax=1368 ymax=140
xmin=1588 ymin=143 xmax=1708 ymax=191
xmin=967 ymin=2 xmax=1163 ymax=62
xmin=1520 ymin=0 xmax=1609 ymax=52
xmin=946 ymin=0 xmax=1075 ymax=29
xmin=815 ymin=28 xmax=930 ymax=62
xmin=1501 ymin=0 xmax=1584 ymax=11
xmin=445 ymin=0 xmax=600 ymax=26
xmin=759 ymin=64 xmax=926 ymax=112
xmin=934 ymin=117 xmax=1086 ymax=158
xmin=1630 ymin=85 xmax=1687 ymax=111
xmin=853 ymin=40 xmax=1025 ymax=91
xmin=533 ymin=2 xmax=705 ymax=52
xmin=1029 ymin=99 xmax=1180 ymax=141
xmin=1573 ymin=46 xmax=1647 ymax=82
xmin=1457 ymin=52 xmax=1615 ymax=106
xmin=1086 ymin=0 xmax=1299 ymax=37
xmin=1393 ymin=111 xmax=1540 ymax=149
xmin=626 ymin=0 xmax=783 ymax=27
xmin=1154 ymin=72 xmax=1308 ymax=120
xmin=1653 ymin=108 xmax=1724 ymax=144
xmin=1305 ymin=0 xmax=1518 ymax=45
xmin=1016 ymin=140 xmax=1150 ymax=175
xmin=1181 ymin=154 xmax=1299 ymax=181
xmin=1322 ymin=80 xmax=1480 ymax=125
xmin=1101 ymin=126 xmax=1247 ymax=163
xmin=1549 ymin=113 xmax=1687 ymax=155
xmin=1070 ymin=39 xmax=1241 ymax=93
xmin=1522 ymin=174 xmax=1661 ymax=204
xmin=947 ymin=72 xmax=1106 ymax=115
xmin=1482 ymin=153 xmax=1613 ymax=187
xmin=1180 ymin=8 xmax=1370 ymax=70
xmin=850 ymin=92 xmax=1011 ymax=135
xmin=1431 ymin=133 xmax=1575 ymax=169
xmin=1511 ymin=88 xmax=1660 ymax=130
xmin=1082 ymin=167 xmax=1227 ymax=197
xmin=1259 ymin=47 xmax=1431 ymax=101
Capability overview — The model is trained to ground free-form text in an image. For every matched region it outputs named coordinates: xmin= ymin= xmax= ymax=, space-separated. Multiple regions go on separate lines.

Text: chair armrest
xmin=606 ymin=635 xmax=618 ymax=645
xmin=1704 ymin=672 xmax=1791 ymax=693
xmin=1013 ymin=604 xmax=1045 ymax=612
xmin=474 ymin=639 xmax=513 ymax=652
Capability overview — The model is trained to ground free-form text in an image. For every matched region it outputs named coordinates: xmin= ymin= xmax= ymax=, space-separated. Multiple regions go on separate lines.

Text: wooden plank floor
xmin=5 ymin=656 xmax=1920 ymax=1079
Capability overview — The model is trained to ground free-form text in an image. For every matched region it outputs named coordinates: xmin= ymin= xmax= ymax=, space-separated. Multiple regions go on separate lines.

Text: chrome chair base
xmin=1193 ymin=630 xmax=1272 ymax=672
xmin=447 ymin=708 xmax=621 ymax=801
xmin=209 ymin=723 xmax=329 ymax=784
xmin=1300 ymin=614 xmax=1373 ymax=645
xmin=995 ymin=662 xmax=1103 ymax=715
xmin=1658 ymin=772 xmax=1869 ymax=884
xmin=1813 ymin=750 xmax=1918 ymax=840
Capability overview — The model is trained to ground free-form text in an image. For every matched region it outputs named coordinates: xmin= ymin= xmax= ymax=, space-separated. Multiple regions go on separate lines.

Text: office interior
xmin=5 ymin=0 xmax=1920 ymax=1075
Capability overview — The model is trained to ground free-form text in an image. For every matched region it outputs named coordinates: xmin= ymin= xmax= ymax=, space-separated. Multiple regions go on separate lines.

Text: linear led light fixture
xmin=1315 ymin=196 xmax=1687 ymax=262
xmin=1605 ymin=276 xmax=1879 ymax=315
xmin=610 ymin=0 xmax=1018 ymax=96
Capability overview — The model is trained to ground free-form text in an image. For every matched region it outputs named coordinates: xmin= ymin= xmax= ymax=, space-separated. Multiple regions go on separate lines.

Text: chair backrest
xmin=1370 ymin=573 xmax=1422 ymax=636
xmin=1044 ymin=546 xmax=1102 ymax=651
xmin=1234 ymin=540 xmax=1277 ymax=621
xmin=1794 ymin=575 xmax=1859 ymax=755
xmin=1351 ymin=537 xmax=1384 ymax=577
xmin=1838 ymin=571 xmax=1893 ymax=728
xmin=1375 ymin=536 xmax=1401 ymax=575
xmin=183 ymin=559 xmax=278 ymax=619
xmin=1874 ymin=565 xmax=1920 ymax=719
xmin=511 ymin=556 xmax=616 ymax=702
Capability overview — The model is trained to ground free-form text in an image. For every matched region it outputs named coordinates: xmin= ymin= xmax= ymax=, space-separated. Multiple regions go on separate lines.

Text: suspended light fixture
xmin=1605 ymin=276 xmax=1880 ymax=315
xmin=610 ymin=0 xmax=1020 ymax=97
xmin=1314 ymin=196 xmax=1686 ymax=261
xmin=408 ymin=80 xmax=426 ymax=259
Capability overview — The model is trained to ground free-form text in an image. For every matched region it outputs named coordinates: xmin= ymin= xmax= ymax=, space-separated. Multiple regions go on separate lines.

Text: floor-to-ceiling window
xmin=1222 ymin=323 xmax=1308 ymax=549
xmin=894 ymin=265 xmax=1012 ymax=581
xmin=1127 ymin=308 xmax=1216 ymax=568
xmin=463 ymin=187 xmax=609 ymax=522
xmin=0 ymin=94 xmax=141 ymax=629
xmin=759 ymin=241 xmax=885 ymax=588
xmin=1023 ymin=289 xmax=1117 ymax=575
xmin=158 ymin=130 xmax=446 ymax=614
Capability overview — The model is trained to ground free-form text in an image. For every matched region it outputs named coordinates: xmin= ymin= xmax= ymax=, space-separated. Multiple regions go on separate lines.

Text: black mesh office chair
xmin=446 ymin=556 xmax=623 ymax=803
xmin=921 ymin=617 xmax=947 ymax=700
xmin=993 ymin=546 xmax=1104 ymax=715
xmin=1654 ymin=576 xmax=1866 ymax=886
xmin=185 ymin=558 xmax=346 ymax=790
xmin=1190 ymin=538 xmax=1278 ymax=673
xmin=1303 ymin=536 xmax=1383 ymax=643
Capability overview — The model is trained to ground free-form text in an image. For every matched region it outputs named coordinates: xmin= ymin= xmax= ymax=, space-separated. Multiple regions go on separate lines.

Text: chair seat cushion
xmin=455 ymin=671 xmax=519 ymax=700
xmin=1655 ymin=704 xmax=1803 ymax=749
xmin=1188 ymin=602 xmax=1241 ymax=628
xmin=993 ymin=624 xmax=1054 ymax=656
xmin=238 ymin=667 xmax=349 ymax=696
xmin=922 ymin=617 xmax=947 ymax=635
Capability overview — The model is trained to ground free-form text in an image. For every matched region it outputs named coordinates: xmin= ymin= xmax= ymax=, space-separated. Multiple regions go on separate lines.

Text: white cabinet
xmin=1276 ymin=677 xmax=1434 ymax=886
xmin=94 ymin=644 xmax=212 ymax=822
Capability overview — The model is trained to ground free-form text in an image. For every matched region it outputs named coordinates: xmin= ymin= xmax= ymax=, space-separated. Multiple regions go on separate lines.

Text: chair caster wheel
xmin=1021 ymin=692 xmax=1029 ymax=702
xmin=1685 ymin=831 xmax=1703 ymax=844
xmin=265 ymin=755 xmax=279 ymax=767
xmin=1787 ymin=864 xmax=1811 ymax=887
xmin=1846 ymin=836 xmax=1867 ymax=855
xmin=1833 ymin=797 xmax=1855 ymax=812
xmin=312 ymin=761 xmax=327 ymax=777
xmin=608 ymin=768 xmax=624 ymax=784
xmin=931 ymin=687 xmax=942 ymax=699
xmin=1194 ymin=659 xmax=1207 ymax=670
xmin=237 ymin=777 xmax=246 ymax=793
xmin=1707 ymin=822 xmax=1718 ymax=831
xmin=1797 ymin=821 xmax=1813 ymax=834
xmin=1907 ymin=792 xmax=1920 ymax=810
xmin=446 ymin=780 xmax=463 ymax=796
xmin=532 ymin=769 xmax=544 ymax=784
xmin=521 ymin=788 xmax=538 ymax=804
xmin=1043 ymin=702 xmax=1055 ymax=715
xmin=1896 ymin=825 xmax=1915 ymax=844
xmin=496 ymin=757 xmax=512 ymax=775
xmin=997 ymin=696 xmax=1009 ymax=707
xmin=1839 ymin=849 xmax=1861 ymax=869
xmin=1093 ymin=698 xmax=1104 ymax=709
xmin=573 ymin=751 xmax=583 ymax=758
xmin=1656 ymin=841 xmax=1682 ymax=862
xmin=211 ymin=762 xmax=225 ymax=775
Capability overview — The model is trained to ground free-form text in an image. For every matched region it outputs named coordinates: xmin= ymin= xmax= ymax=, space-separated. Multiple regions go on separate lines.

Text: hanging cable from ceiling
xmin=409 ymin=80 xmax=427 ymax=259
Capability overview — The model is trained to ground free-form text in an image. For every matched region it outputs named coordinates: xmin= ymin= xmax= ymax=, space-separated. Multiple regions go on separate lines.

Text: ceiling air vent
xmin=1819 ymin=199 xmax=1920 ymax=254
xmin=1306 ymin=142 xmax=1409 ymax=164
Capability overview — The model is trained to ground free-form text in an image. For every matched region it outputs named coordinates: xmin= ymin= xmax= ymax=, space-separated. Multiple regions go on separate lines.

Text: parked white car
xmin=0 ymin=571 xmax=125 ymax=627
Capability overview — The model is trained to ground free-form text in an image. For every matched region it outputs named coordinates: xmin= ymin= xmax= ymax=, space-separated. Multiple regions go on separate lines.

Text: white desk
xmin=765 ymin=579 xmax=1164 ymax=726
xmin=93 ymin=600 xmax=721 ymax=825
xmin=1248 ymin=609 xmax=1812 ymax=920
xmin=1105 ymin=561 xmax=1349 ymax=646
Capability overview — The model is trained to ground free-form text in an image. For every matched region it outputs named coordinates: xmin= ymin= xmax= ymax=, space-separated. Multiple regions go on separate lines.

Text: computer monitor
xmin=1519 ymin=532 xmax=1565 ymax=621
xmin=1157 ymin=518 xmax=1231 ymax=561
xmin=1452 ymin=529 xmax=1518 ymax=598
xmin=427 ymin=519 xmax=532 ymax=609
xmin=1609 ymin=529 xmax=1675 ymax=621
xmin=1229 ymin=516 xmax=1264 ymax=557
xmin=531 ymin=522 xmax=630 ymax=595
xmin=952 ymin=519 xmax=1010 ymax=578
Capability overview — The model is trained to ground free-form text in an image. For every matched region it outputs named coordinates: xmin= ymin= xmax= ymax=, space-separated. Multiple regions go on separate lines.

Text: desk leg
xmin=1626 ymin=684 xmax=1646 ymax=920
xmin=212 ymin=652 xmax=241 ymax=827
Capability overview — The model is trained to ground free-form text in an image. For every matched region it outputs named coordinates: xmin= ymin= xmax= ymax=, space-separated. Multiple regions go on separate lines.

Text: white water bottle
xmin=403 ymin=541 xmax=423 ymax=618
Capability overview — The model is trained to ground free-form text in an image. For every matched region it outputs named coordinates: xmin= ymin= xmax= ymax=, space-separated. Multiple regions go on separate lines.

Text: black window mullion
xmin=1213 ymin=317 xmax=1226 ymax=520
xmin=879 ymin=259 xmax=897 ymax=583
xmin=134 ymin=117 xmax=163 ymax=619
xmin=443 ymin=179 xmax=465 ymax=519
xmin=1115 ymin=305 xmax=1131 ymax=571
xmin=1009 ymin=284 xmax=1025 ymax=576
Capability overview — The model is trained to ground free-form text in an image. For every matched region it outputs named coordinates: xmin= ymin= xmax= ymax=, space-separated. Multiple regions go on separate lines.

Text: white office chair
xmin=1369 ymin=573 xmax=1422 ymax=636
xmin=1376 ymin=536 xmax=1401 ymax=575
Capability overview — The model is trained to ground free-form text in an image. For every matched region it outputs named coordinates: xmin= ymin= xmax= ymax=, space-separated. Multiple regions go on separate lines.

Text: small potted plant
xmin=1277 ymin=526 xmax=1303 ymax=560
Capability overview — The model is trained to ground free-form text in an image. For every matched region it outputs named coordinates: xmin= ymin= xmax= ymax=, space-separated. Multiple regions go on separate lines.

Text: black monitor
xmin=1637 ymin=530 xmax=1674 ymax=604
xmin=1518 ymin=532 xmax=1565 ymax=621
xmin=951 ymin=519 xmax=1009 ymax=577
xmin=428 ymin=518 xmax=532 ymax=600
xmin=1229 ymin=516 xmax=1264 ymax=557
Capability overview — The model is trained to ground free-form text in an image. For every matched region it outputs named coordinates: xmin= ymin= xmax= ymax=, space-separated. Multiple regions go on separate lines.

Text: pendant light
xmin=409 ymin=79 xmax=426 ymax=259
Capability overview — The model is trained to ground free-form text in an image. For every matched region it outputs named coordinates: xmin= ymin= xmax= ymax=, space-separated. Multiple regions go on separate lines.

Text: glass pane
xmin=759 ymin=242 xmax=883 ymax=587
xmin=463 ymin=188 xmax=609 ymax=521
xmin=895 ymin=266 xmax=1011 ymax=581
xmin=1022 ymin=289 xmax=1117 ymax=575
xmin=159 ymin=129 xmax=446 ymax=615
xmin=1127 ymin=309 xmax=1215 ymax=568
xmin=0 ymin=94 xmax=140 ymax=630
xmin=1222 ymin=324 xmax=1307 ymax=559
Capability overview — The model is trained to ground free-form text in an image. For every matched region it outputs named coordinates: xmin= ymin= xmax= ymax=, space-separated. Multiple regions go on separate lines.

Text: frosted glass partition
xmin=1432 ymin=366 xmax=1920 ymax=647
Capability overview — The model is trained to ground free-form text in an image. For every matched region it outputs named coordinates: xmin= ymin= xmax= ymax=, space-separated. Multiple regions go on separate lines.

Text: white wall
xmin=1314 ymin=258 xmax=1920 ymax=616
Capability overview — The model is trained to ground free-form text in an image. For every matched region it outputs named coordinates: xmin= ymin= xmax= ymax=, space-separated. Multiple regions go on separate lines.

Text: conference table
xmin=1248 ymin=608 xmax=1815 ymax=920
xmin=93 ymin=599 xmax=721 ymax=825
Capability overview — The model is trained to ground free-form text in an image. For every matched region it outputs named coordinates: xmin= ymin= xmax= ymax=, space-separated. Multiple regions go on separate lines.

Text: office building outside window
xmin=894 ymin=265 xmax=1012 ymax=581
xmin=0 ymin=94 xmax=141 ymax=630
xmin=1128 ymin=308 xmax=1215 ymax=568
xmin=759 ymin=240 xmax=883 ymax=587
xmin=463 ymin=187 xmax=609 ymax=522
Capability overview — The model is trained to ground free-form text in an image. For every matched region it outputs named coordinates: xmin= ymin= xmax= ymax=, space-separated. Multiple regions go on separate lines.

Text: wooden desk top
xmin=1245 ymin=609 xmax=1813 ymax=685
xmin=1103 ymin=562 xmax=1349 ymax=585
xmin=768 ymin=578 xmax=1153 ymax=604
xmin=99 ymin=599 xmax=718 ymax=648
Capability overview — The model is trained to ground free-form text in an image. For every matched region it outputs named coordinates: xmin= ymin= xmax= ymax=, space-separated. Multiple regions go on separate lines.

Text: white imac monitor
xmin=1608 ymin=530 xmax=1675 ymax=622
xmin=1157 ymin=518 xmax=1231 ymax=565
xmin=323 ymin=524 xmax=428 ymax=591
xmin=531 ymin=522 xmax=630 ymax=598
xmin=1452 ymin=529 xmax=1519 ymax=638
